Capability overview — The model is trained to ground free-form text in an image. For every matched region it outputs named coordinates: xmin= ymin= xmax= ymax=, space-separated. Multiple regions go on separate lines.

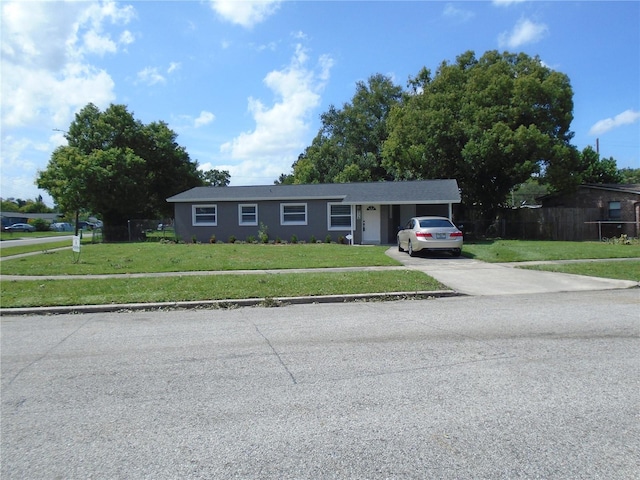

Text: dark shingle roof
xmin=582 ymin=184 xmax=640 ymax=195
xmin=167 ymin=180 xmax=461 ymax=205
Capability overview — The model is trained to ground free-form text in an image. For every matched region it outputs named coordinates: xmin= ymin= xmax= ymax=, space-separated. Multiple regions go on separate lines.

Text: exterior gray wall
xmin=174 ymin=199 xmax=352 ymax=244
xmin=174 ymin=200 xmax=457 ymax=244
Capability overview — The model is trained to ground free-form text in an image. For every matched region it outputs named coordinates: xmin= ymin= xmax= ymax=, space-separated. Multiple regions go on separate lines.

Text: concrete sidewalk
xmin=386 ymin=248 xmax=639 ymax=296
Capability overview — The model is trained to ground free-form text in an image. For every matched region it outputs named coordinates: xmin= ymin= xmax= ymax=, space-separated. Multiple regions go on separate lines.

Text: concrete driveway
xmin=386 ymin=248 xmax=638 ymax=296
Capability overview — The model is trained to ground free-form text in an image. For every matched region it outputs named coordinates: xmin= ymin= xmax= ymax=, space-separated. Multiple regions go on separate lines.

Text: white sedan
xmin=397 ymin=216 xmax=463 ymax=257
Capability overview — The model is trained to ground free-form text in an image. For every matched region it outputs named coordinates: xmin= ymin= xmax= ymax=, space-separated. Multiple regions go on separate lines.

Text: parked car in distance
xmin=6 ymin=223 xmax=36 ymax=232
xmin=397 ymin=216 xmax=463 ymax=257
xmin=50 ymin=222 xmax=73 ymax=232
xmin=78 ymin=221 xmax=102 ymax=230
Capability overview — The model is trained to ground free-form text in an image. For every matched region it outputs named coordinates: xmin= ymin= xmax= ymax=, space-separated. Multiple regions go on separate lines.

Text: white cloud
xmin=136 ymin=67 xmax=165 ymax=86
xmin=136 ymin=62 xmax=181 ymax=86
xmin=1 ymin=1 xmax=84 ymax=71
xmin=220 ymin=45 xmax=333 ymax=183
xmin=492 ymin=0 xmax=526 ymax=6
xmin=71 ymin=0 xmax=136 ymax=58
xmin=589 ymin=109 xmax=640 ymax=136
xmin=82 ymin=29 xmax=118 ymax=55
xmin=120 ymin=30 xmax=135 ymax=46
xmin=0 ymin=133 xmax=62 ymax=205
xmin=1 ymin=0 xmax=135 ymax=129
xmin=209 ymin=0 xmax=281 ymax=28
xmin=194 ymin=111 xmax=216 ymax=128
xmin=499 ymin=18 xmax=548 ymax=49
xmin=2 ymin=60 xmax=116 ymax=129
xmin=256 ymin=41 xmax=278 ymax=52
xmin=443 ymin=4 xmax=475 ymax=22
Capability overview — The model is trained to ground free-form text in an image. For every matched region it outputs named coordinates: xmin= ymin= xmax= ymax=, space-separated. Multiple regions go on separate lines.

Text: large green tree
xmin=382 ymin=50 xmax=577 ymax=219
xmin=201 ymin=169 xmax=231 ymax=186
xmin=618 ymin=167 xmax=640 ymax=183
xmin=37 ymin=103 xmax=202 ymax=240
xmin=288 ymin=74 xmax=403 ymax=183
xmin=574 ymin=146 xmax=622 ymax=184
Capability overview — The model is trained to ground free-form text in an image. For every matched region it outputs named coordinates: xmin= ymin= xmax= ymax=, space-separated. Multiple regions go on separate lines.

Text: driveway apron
xmin=386 ymin=248 xmax=638 ymax=296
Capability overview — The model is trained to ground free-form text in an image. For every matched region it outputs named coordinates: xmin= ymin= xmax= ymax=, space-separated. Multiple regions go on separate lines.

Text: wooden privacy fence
xmin=459 ymin=207 xmax=637 ymax=241
xmin=503 ymin=208 xmax=601 ymax=241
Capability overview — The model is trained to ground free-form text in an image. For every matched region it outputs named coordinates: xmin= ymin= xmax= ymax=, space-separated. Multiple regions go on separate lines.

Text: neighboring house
xmin=167 ymin=180 xmax=461 ymax=244
xmin=538 ymin=184 xmax=640 ymax=239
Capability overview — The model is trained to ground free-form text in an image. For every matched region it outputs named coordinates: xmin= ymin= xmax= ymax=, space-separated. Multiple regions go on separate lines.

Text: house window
xmin=281 ymin=203 xmax=307 ymax=225
xmin=328 ymin=203 xmax=352 ymax=230
xmin=192 ymin=205 xmax=217 ymax=226
xmin=608 ymin=201 xmax=621 ymax=219
xmin=239 ymin=204 xmax=258 ymax=226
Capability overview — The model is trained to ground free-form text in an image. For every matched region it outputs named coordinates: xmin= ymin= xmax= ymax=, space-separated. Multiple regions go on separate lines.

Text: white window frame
xmin=328 ymin=203 xmax=352 ymax=230
xmin=280 ymin=203 xmax=307 ymax=225
xmin=192 ymin=204 xmax=217 ymax=226
xmin=238 ymin=204 xmax=258 ymax=226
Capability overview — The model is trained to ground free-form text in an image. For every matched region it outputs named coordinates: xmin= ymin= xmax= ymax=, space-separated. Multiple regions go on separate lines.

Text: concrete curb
xmin=0 ymin=290 xmax=461 ymax=316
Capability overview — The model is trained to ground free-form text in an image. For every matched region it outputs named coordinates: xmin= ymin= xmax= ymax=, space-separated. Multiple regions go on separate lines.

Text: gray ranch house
xmin=166 ymin=179 xmax=461 ymax=245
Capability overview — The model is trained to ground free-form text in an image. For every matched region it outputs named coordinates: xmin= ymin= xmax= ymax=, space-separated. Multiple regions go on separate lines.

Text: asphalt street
xmin=0 ymin=234 xmax=73 ymax=248
xmin=2 ymin=289 xmax=639 ymax=479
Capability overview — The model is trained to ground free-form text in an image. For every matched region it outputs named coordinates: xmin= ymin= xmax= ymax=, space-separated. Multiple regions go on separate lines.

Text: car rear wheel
xmin=408 ymin=240 xmax=415 ymax=257
xmin=452 ymin=248 xmax=461 ymax=257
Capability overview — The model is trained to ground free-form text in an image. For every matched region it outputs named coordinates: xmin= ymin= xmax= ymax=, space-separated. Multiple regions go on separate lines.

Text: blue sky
xmin=2 ymin=0 xmax=639 ymax=207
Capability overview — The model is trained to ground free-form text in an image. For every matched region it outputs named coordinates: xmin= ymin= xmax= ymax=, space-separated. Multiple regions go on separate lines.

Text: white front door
xmin=362 ymin=205 xmax=381 ymax=244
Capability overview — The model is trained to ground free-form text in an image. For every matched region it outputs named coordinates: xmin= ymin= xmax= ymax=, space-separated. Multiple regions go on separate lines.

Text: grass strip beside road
xmin=0 ymin=270 xmax=443 ymax=308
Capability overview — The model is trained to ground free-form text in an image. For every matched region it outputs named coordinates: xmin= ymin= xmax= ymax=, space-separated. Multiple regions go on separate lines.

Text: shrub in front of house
xmin=290 ymin=234 xmax=298 ymax=244
xmin=31 ymin=218 xmax=51 ymax=232
xmin=258 ymin=222 xmax=269 ymax=243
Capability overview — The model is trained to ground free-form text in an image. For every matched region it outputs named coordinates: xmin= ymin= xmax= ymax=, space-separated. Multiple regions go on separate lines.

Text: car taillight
xmin=415 ymin=232 xmax=433 ymax=238
xmin=450 ymin=231 xmax=463 ymax=237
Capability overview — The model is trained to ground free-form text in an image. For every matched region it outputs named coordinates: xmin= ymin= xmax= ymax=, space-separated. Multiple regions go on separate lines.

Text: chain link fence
xmin=127 ymin=219 xmax=175 ymax=242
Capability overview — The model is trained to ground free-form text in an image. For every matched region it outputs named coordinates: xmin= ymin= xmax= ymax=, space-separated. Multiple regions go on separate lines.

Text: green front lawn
xmin=463 ymin=240 xmax=640 ymax=263
xmin=0 ymin=243 xmax=399 ymax=276
xmin=2 ymin=240 xmax=638 ymax=309
xmin=522 ymin=260 xmax=640 ymax=282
